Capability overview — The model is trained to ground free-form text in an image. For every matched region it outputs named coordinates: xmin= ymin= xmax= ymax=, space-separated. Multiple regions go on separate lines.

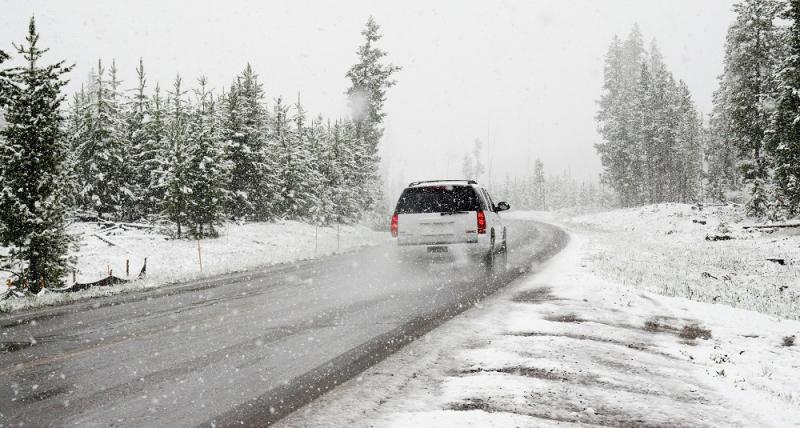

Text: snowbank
xmin=555 ymin=203 xmax=800 ymax=320
xmin=1 ymin=221 xmax=388 ymax=313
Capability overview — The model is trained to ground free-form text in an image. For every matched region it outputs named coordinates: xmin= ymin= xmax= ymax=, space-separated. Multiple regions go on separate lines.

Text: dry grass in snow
xmin=539 ymin=203 xmax=800 ymax=320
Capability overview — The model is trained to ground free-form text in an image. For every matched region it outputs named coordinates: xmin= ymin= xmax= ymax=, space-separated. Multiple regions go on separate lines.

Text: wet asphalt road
xmin=0 ymin=219 xmax=566 ymax=427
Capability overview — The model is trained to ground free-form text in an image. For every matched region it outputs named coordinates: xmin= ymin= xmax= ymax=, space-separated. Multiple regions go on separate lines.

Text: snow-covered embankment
xmin=1 ymin=221 xmax=387 ymax=313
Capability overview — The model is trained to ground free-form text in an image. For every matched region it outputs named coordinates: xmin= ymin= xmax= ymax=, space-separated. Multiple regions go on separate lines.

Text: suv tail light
xmin=391 ymin=214 xmax=399 ymax=237
xmin=477 ymin=210 xmax=486 ymax=234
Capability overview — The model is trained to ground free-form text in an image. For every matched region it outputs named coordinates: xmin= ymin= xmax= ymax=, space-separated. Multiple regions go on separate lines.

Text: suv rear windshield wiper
xmin=440 ymin=211 xmax=468 ymax=216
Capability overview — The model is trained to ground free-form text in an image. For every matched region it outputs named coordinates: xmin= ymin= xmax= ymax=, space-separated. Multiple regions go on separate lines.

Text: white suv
xmin=390 ymin=180 xmax=510 ymax=269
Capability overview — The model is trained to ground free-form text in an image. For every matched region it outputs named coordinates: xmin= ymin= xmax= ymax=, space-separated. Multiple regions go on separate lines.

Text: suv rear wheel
xmin=497 ymin=228 xmax=508 ymax=274
xmin=482 ymin=232 xmax=496 ymax=274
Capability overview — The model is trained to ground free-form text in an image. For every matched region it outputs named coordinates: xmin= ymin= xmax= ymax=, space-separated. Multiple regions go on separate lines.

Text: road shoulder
xmin=278 ymin=231 xmax=800 ymax=427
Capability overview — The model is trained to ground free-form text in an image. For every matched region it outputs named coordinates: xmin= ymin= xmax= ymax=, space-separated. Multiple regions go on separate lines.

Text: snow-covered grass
xmin=0 ymin=220 xmax=387 ymax=313
xmin=278 ymin=233 xmax=800 ymax=427
xmin=529 ymin=203 xmax=800 ymax=320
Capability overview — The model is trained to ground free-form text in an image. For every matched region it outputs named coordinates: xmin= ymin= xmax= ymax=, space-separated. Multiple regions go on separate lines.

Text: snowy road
xmin=0 ymin=219 xmax=566 ymax=427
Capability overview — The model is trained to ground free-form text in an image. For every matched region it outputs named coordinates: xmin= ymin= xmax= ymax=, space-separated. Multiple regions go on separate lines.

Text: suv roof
xmin=407 ymin=179 xmax=478 ymax=187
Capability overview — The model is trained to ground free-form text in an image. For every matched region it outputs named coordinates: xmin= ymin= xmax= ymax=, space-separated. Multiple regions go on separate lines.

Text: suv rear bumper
xmin=396 ymin=237 xmax=490 ymax=260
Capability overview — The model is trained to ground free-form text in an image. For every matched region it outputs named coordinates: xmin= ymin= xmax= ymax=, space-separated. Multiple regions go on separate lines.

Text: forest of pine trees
xmin=595 ymin=26 xmax=704 ymax=208
xmin=0 ymin=17 xmax=398 ymax=288
xmin=67 ymin=19 xmax=399 ymax=235
xmin=65 ymin=17 xmax=398 ymax=236
xmin=594 ymin=0 xmax=800 ymax=220
xmin=707 ymin=0 xmax=800 ymax=219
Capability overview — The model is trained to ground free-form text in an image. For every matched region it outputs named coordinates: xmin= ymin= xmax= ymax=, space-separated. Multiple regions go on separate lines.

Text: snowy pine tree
xmin=161 ymin=75 xmax=191 ymax=238
xmin=221 ymin=64 xmax=273 ymax=220
xmin=345 ymin=17 xmax=400 ymax=217
xmin=705 ymin=72 xmax=740 ymax=201
xmin=63 ymin=87 xmax=88 ymax=210
xmin=75 ymin=59 xmax=128 ymax=219
xmin=305 ymin=115 xmax=332 ymax=224
xmin=596 ymin=31 xmax=644 ymax=207
xmin=0 ymin=18 xmax=74 ymax=291
xmin=717 ymin=0 xmax=783 ymax=216
xmin=124 ymin=58 xmax=151 ymax=220
xmin=327 ymin=120 xmax=361 ymax=223
xmin=142 ymin=82 xmax=168 ymax=216
xmin=184 ymin=77 xmax=227 ymax=238
xmin=674 ymin=81 xmax=703 ymax=203
xmin=769 ymin=0 xmax=800 ymax=216
xmin=532 ymin=158 xmax=546 ymax=210
xmin=269 ymin=96 xmax=293 ymax=217
xmin=279 ymin=96 xmax=321 ymax=219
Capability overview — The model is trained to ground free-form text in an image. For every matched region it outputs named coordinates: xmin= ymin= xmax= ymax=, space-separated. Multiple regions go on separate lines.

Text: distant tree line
xmin=595 ymin=25 xmax=703 ymax=208
xmin=497 ymin=159 xmax=610 ymax=211
xmin=0 ymin=17 xmax=399 ymax=290
xmin=706 ymin=0 xmax=800 ymax=219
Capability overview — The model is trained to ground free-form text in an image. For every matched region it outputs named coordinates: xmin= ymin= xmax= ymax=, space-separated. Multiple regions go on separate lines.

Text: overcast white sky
xmin=1 ymin=0 xmax=736 ymax=195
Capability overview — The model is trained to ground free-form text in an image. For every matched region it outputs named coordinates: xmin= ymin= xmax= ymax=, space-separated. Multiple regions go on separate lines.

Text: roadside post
xmin=197 ymin=239 xmax=203 ymax=273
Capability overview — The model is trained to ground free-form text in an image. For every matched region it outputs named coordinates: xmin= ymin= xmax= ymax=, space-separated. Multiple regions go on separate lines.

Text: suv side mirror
xmin=496 ymin=201 xmax=510 ymax=212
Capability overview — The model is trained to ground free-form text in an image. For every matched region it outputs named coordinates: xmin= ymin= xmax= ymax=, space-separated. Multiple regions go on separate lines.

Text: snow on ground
xmin=0 ymin=221 xmax=387 ymax=313
xmin=278 ymin=220 xmax=800 ymax=427
xmin=519 ymin=203 xmax=800 ymax=320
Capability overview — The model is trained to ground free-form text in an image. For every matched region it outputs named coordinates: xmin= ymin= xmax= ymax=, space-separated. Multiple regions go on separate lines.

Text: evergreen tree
xmin=633 ymin=60 xmax=653 ymax=204
xmin=0 ymin=18 xmax=73 ymax=291
xmin=306 ymin=115 xmax=332 ymax=224
xmin=184 ymin=77 xmax=227 ymax=238
xmin=221 ymin=64 xmax=273 ymax=220
xmin=595 ymin=29 xmax=646 ymax=207
xmin=269 ymin=96 xmax=292 ymax=216
xmin=770 ymin=0 xmax=800 ymax=216
xmin=63 ymin=87 xmax=88 ymax=209
xmin=282 ymin=96 xmax=321 ymax=219
xmin=327 ymin=120 xmax=361 ymax=223
xmin=345 ymin=17 xmax=400 ymax=216
xmin=719 ymin=0 xmax=784 ymax=215
xmin=646 ymin=43 xmax=678 ymax=203
xmin=705 ymin=73 xmax=740 ymax=201
xmin=76 ymin=59 xmax=127 ymax=219
xmin=106 ymin=60 xmax=137 ymax=220
xmin=674 ymin=81 xmax=703 ymax=203
xmin=125 ymin=58 xmax=150 ymax=220
xmin=142 ymin=82 xmax=168 ymax=215
xmin=162 ymin=75 xmax=190 ymax=238
xmin=532 ymin=158 xmax=546 ymax=210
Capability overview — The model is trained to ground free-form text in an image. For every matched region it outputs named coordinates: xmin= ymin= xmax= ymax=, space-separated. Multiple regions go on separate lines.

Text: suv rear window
xmin=395 ymin=186 xmax=481 ymax=214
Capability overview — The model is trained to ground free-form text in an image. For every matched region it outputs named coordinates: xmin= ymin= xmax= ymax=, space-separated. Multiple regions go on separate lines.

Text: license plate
xmin=427 ymin=246 xmax=448 ymax=253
